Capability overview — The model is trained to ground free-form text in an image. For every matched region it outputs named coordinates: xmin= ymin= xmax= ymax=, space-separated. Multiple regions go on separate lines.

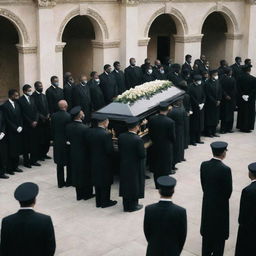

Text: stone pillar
xmin=55 ymin=42 xmax=66 ymax=86
xmin=174 ymin=34 xmax=203 ymax=63
xmin=16 ymin=45 xmax=38 ymax=91
xmin=120 ymin=0 xmax=139 ymax=66
xmin=225 ymin=33 xmax=243 ymax=65
xmin=137 ymin=38 xmax=150 ymax=66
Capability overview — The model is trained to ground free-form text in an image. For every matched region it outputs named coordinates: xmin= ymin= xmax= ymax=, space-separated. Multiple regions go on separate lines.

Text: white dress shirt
xmin=24 ymin=94 xmax=30 ymax=104
xmin=160 ymin=199 xmax=172 ymax=202
xmin=8 ymin=99 xmax=15 ymax=109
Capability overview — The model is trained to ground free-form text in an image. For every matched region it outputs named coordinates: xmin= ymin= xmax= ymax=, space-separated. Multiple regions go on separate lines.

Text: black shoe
xmin=196 ymin=141 xmax=204 ymax=144
xmin=58 ymin=184 xmax=65 ymax=188
xmin=0 ymin=174 xmax=9 ymax=179
xmin=145 ymin=175 xmax=150 ymax=179
xmin=128 ymin=204 xmax=143 ymax=212
xmin=191 ymin=143 xmax=197 ymax=146
xmin=7 ymin=171 xmax=15 ymax=175
xmin=227 ymin=130 xmax=234 ymax=133
xmin=182 ymin=158 xmax=186 ymax=162
xmin=31 ymin=162 xmax=41 ymax=167
xmin=83 ymin=194 xmax=95 ymax=200
xmin=65 ymin=183 xmax=72 ymax=187
xmin=24 ymin=164 xmax=32 ymax=168
xmin=39 ymin=158 xmax=45 ymax=161
xmin=172 ymin=167 xmax=178 ymax=171
xmin=102 ymin=200 xmax=117 ymax=208
xmin=96 ymin=203 xmax=101 ymax=208
xmin=220 ymin=130 xmax=226 ymax=134
xmin=44 ymin=155 xmax=52 ymax=159
xmin=213 ymin=134 xmax=220 ymax=137
xmin=14 ymin=168 xmax=23 ymax=173
xmin=170 ymin=170 xmax=176 ymax=175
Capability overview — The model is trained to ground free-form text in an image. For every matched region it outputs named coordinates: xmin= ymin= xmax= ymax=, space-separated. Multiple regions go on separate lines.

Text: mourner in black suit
xmin=182 ymin=54 xmax=193 ymax=75
xmin=236 ymin=65 xmax=256 ymax=132
xmin=66 ymin=106 xmax=94 ymax=201
xmin=235 ymin=162 xmax=256 ymax=256
xmin=124 ymin=58 xmax=143 ymax=89
xmin=200 ymin=142 xmax=232 ymax=256
xmin=112 ymin=61 xmax=126 ymax=95
xmin=194 ymin=55 xmax=208 ymax=75
xmin=217 ymin=60 xmax=228 ymax=79
xmin=144 ymin=176 xmax=187 ymax=256
xmin=89 ymin=114 xmax=117 ymax=208
xmin=32 ymin=81 xmax=51 ymax=160
xmin=0 ymin=107 xmax=8 ymax=179
xmin=153 ymin=65 xmax=167 ymax=80
xmin=168 ymin=64 xmax=184 ymax=86
xmin=143 ymin=66 xmax=155 ymax=83
xmin=188 ymin=75 xmax=205 ymax=145
xmin=46 ymin=76 xmax=64 ymax=115
xmin=141 ymin=58 xmax=151 ymax=74
xmin=72 ymin=74 xmax=92 ymax=124
xmin=230 ymin=56 xmax=242 ymax=81
xmin=204 ymin=70 xmax=222 ymax=137
xmin=63 ymin=74 xmax=74 ymax=111
xmin=148 ymin=102 xmax=176 ymax=188
xmin=2 ymin=89 xmax=23 ymax=175
xmin=119 ymin=117 xmax=146 ymax=212
xmin=219 ymin=67 xmax=237 ymax=133
xmin=0 ymin=182 xmax=56 ymax=256
xmin=99 ymin=64 xmax=118 ymax=104
xmin=51 ymin=100 xmax=71 ymax=188
xmin=19 ymin=84 xmax=40 ymax=168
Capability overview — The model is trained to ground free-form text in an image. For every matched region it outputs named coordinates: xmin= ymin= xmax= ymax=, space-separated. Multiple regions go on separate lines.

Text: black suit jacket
xmin=231 ymin=63 xmax=242 ymax=81
xmin=144 ymin=201 xmax=187 ymax=256
xmin=0 ymin=209 xmax=56 ymax=256
xmin=124 ymin=66 xmax=143 ymax=89
xmin=63 ymin=82 xmax=74 ymax=110
xmin=88 ymin=79 xmax=105 ymax=111
xmin=32 ymin=92 xmax=49 ymax=121
xmin=182 ymin=62 xmax=192 ymax=74
xmin=111 ymin=70 xmax=126 ymax=95
xmin=45 ymin=86 xmax=64 ymax=115
xmin=200 ymin=158 xmax=232 ymax=240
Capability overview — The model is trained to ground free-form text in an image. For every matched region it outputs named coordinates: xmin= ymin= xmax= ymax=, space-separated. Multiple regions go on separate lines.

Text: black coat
xmin=63 ymin=82 xmax=74 ymax=110
xmin=195 ymin=59 xmax=208 ymax=75
xmin=99 ymin=72 xmax=118 ymax=104
xmin=124 ymin=66 xmax=143 ymax=89
xmin=66 ymin=121 xmax=91 ymax=188
xmin=182 ymin=62 xmax=192 ymax=74
xmin=118 ymin=132 xmax=146 ymax=199
xmin=0 ymin=209 xmax=56 ymax=256
xmin=143 ymin=73 xmax=155 ymax=83
xmin=111 ymin=70 xmax=126 ymax=95
xmin=168 ymin=72 xmax=183 ymax=86
xmin=204 ymin=79 xmax=222 ymax=126
xmin=235 ymin=181 xmax=256 ymax=256
xmin=148 ymin=114 xmax=175 ymax=175
xmin=220 ymin=75 xmax=237 ymax=123
xmin=51 ymin=110 xmax=71 ymax=165
xmin=231 ymin=63 xmax=242 ymax=81
xmin=88 ymin=79 xmax=105 ymax=111
xmin=144 ymin=201 xmax=187 ymax=256
xmin=200 ymin=159 xmax=232 ymax=240
xmin=182 ymin=94 xmax=191 ymax=149
xmin=2 ymin=100 xmax=23 ymax=157
xmin=236 ymin=72 xmax=256 ymax=131
xmin=188 ymin=83 xmax=205 ymax=132
xmin=45 ymin=86 xmax=64 ymax=115
xmin=88 ymin=127 xmax=114 ymax=187
xmin=0 ymin=109 xmax=7 ymax=174
xmin=153 ymin=70 xmax=167 ymax=80
xmin=72 ymin=83 xmax=92 ymax=123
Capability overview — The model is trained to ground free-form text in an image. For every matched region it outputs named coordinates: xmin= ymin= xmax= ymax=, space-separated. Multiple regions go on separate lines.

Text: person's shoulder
xmin=172 ymin=203 xmax=186 ymax=213
xmin=145 ymin=202 xmax=159 ymax=211
xmin=33 ymin=211 xmax=51 ymax=221
xmin=2 ymin=212 xmax=19 ymax=224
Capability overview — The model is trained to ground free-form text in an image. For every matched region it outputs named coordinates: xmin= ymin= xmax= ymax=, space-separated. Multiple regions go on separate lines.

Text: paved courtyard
xmin=0 ymin=125 xmax=255 ymax=256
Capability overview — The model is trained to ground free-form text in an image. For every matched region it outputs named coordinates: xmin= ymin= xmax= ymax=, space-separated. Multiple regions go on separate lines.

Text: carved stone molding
xmin=174 ymin=34 xmax=203 ymax=43
xmin=55 ymin=42 xmax=66 ymax=52
xmin=34 ymin=0 xmax=56 ymax=8
xmin=16 ymin=44 xmax=37 ymax=54
xmin=246 ymin=0 xmax=256 ymax=4
xmin=121 ymin=0 xmax=140 ymax=6
xmin=225 ymin=33 xmax=243 ymax=40
xmin=91 ymin=40 xmax=120 ymax=49
xmin=0 ymin=9 xmax=29 ymax=44
xmin=138 ymin=38 xmax=150 ymax=46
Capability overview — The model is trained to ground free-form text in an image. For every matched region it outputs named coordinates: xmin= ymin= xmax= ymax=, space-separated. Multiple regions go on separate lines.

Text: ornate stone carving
xmin=225 ymin=33 xmax=243 ymax=40
xmin=34 ymin=0 xmax=56 ymax=8
xmin=16 ymin=44 xmax=37 ymax=54
xmin=91 ymin=40 xmax=120 ymax=49
xmin=121 ymin=0 xmax=140 ymax=6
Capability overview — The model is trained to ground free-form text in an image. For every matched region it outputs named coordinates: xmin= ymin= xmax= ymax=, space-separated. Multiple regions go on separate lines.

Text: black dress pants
xmin=95 ymin=186 xmax=111 ymax=207
xmin=202 ymin=237 xmax=225 ymax=256
xmin=206 ymin=126 xmax=217 ymax=136
xmin=75 ymin=186 xmax=93 ymax=200
xmin=7 ymin=155 xmax=19 ymax=172
xmin=56 ymin=164 xmax=72 ymax=187
xmin=190 ymin=130 xmax=201 ymax=144
xmin=123 ymin=198 xmax=138 ymax=211
xmin=221 ymin=120 xmax=234 ymax=132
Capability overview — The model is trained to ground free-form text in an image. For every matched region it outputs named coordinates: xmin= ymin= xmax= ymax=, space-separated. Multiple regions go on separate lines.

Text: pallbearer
xmin=119 ymin=117 xmax=146 ymax=212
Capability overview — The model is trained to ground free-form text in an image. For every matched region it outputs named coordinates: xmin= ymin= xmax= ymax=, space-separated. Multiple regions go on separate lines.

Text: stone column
xmin=16 ymin=44 xmax=38 ymax=91
xmin=137 ymin=38 xmax=150 ymax=66
xmin=174 ymin=34 xmax=203 ymax=63
xmin=55 ymin=42 xmax=66 ymax=86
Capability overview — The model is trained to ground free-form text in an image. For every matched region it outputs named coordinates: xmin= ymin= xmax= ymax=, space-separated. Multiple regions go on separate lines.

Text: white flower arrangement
xmin=115 ymin=80 xmax=172 ymax=104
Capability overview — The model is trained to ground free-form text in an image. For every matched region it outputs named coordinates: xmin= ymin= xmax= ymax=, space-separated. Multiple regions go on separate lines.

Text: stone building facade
xmin=0 ymin=0 xmax=255 ymax=100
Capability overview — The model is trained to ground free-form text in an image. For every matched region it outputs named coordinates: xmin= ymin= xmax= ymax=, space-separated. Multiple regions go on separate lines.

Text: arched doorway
xmin=147 ymin=14 xmax=177 ymax=64
xmin=0 ymin=16 xmax=19 ymax=101
xmin=62 ymin=16 xmax=95 ymax=81
xmin=201 ymin=12 xmax=228 ymax=68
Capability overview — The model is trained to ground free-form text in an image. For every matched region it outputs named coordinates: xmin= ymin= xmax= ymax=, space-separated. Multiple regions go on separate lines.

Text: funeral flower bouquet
xmin=115 ymin=80 xmax=172 ymax=104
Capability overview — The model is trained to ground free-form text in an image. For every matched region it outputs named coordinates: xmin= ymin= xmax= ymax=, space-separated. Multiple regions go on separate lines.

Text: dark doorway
xmin=157 ymin=36 xmax=170 ymax=63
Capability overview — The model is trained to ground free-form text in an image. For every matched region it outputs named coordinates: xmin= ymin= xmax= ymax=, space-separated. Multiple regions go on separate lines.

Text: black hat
xmin=248 ymin=162 xmax=256 ymax=173
xmin=159 ymin=101 xmax=169 ymax=111
xmin=91 ymin=113 xmax=108 ymax=122
xmin=14 ymin=182 xmax=39 ymax=202
xmin=193 ymin=74 xmax=202 ymax=81
xmin=126 ymin=117 xmax=139 ymax=129
xmin=210 ymin=141 xmax=228 ymax=154
xmin=209 ymin=69 xmax=218 ymax=75
xmin=70 ymin=106 xmax=81 ymax=116
xmin=157 ymin=176 xmax=176 ymax=189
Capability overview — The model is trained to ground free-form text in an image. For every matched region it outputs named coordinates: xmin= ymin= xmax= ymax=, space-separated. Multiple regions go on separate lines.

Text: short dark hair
xmin=235 ymin=56 xmax=241 ymax=62
xmin=213 ymin=151 xmax=225 ymax=157
xmin=20 ymin=198 xmax=36 ymax=207
xmin=185 ymin=54 xmax=192 ymax=60
xmin=50 ymin=76 xmax=58 ymax=83
xmin=220 ymin=59 xmax=226 ymax=66
xmin=245 ymin=58 xmax=251 ymax=65
xmin=113 ymin=61 xmax=120 ymax=67
xmin=90 ymin=71 xmax=97 ymax=78
xmin=8 ymin=89 xmax=18 ymax=98
xmin=159 ymin=188 xmax=174 ymax=197
xmin=22 ymin=84 xmax=31 ymax=92
xmin=104 ymin=64 xmax=111 ymax=71
xmin=34 ymin=81 xmax=42 ymax=88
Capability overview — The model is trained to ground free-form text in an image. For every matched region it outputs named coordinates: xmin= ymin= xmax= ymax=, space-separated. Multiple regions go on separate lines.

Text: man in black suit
xmin=46 ymin=76 xmax=64 ymax=115
xmin=200 ymin=142 xmax=233 ymax=256
xmin=235 ymin=162 xmax=256 ymax=256
xmin=144 ymin=176 xmax=187 ymax=256
xmin=182 ymin=54 xmax=193 ymax=75
xmin=153 ymin=65 xmax=167 ymax=80
xmin=168 ymin=64 xmax=184 ymax=86
xmin=88 ymin=71 xmax=105 ymax=111
xmin=124 ymin=58 xmax=143 ymax=89
xmin=119 ymin=117 xmax=146 ymax=212
xmin=112 ymin=61 xmax=126 ymax=95
xmin=0 ymin=182 xmax=56 ymax=256
xmin=2 ymin=89 xmax=23 ymax=175
xmin=32 ymin=81 xmax=51 ymax=161
xmin=51 ymin=100 xmax=71 ymax=188
xmin=66 ymin=106 xmax=94 ymax=201
xmin=89 ymin=114 xmax=117 ymax=208
xmin=194 ymin=55 xmax=208 ymax=75
xmin=19 ymin=84 xmax=40 ymax=168
xmin=0 ymin=107 xmax=8 ymax=179
xmin=217 ymin=60 xmax=228 ymax=79
xmin=99 ymin=64 xmax=118 ymax=104
xmin=72 ymin=74 xmax=92 ymax=124
xmin=143 ymin=65 xmax=155 ymax=83
xmin=148 ymin=102 xmax=176 ymax=188
xmin=230 ymin=56 xmax=242 ymax=81
xmin=63 ymin=74 xmax=74 ymax=111
xmin=141 ymin=58 xmax=151 ymax=74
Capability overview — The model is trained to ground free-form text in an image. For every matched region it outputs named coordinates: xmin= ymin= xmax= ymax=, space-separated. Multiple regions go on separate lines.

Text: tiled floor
xmin=0 ymin=126 xmax=255 ymax=256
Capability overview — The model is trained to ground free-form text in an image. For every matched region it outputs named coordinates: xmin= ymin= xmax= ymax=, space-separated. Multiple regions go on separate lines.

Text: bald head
xmin=58 ymin=100 xmax=68 ymax=111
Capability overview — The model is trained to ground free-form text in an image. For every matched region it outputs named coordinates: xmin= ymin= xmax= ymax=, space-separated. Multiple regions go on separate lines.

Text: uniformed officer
xmin=0 ymin=182 xmax=56 ymax=256
xmin=144 ymin=176 xmax=187 ymax=256
xmin=200 ymin=141 xmax=232 ymax=256
xmin=235 ymin=162 xmax=256 ymax=256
